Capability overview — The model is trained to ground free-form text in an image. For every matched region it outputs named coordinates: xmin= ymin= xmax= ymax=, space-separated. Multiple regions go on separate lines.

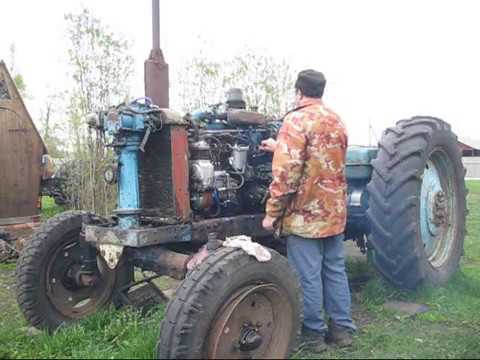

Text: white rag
xmin=223 ymin=235 xmax=272 ymax=262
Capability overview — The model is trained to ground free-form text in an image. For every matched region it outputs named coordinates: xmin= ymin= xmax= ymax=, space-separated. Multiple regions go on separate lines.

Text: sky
xmin=1 ymin=0 xmax=480 ymax=146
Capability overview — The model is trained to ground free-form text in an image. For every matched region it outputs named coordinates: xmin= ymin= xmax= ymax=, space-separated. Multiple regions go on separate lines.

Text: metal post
xmin=145 ymin=0 xmax=169 ymax=108
xmin=152 ymin=0 xmax=160 ymax=49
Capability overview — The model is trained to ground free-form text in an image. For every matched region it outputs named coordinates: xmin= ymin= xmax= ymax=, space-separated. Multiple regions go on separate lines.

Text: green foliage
xmin=62 ymin=7 xmax=134 ymax=215
xmin=8 ymin=43 xmax=27 ymax=98
xmin=0 ymin=307 xmax=164 ymax=359
xmin=64 ymin=7 xmax=133 ymax=117
xmin=13 ymin=74 xmax=26 ymax=95
xmin=40 ymin=196 xmax=65 ymax=221
xmin=174 ymin=51 xmax=295 ymax=117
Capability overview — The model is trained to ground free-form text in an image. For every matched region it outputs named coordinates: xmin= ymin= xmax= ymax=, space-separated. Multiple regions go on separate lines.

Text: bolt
xmin=51 ymin=278 xmax=56 ymax=284
xmin=64 ymin=252 xmax=69 ymax=257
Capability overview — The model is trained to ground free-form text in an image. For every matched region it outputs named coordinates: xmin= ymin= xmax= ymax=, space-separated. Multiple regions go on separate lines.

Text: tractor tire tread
xmin=366 ymin=116 xmax=466 ymax=289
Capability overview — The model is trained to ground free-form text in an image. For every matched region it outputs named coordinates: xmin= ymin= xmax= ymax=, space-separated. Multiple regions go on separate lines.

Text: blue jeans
xmin=287 ymin=234 xmax=356 ymax=334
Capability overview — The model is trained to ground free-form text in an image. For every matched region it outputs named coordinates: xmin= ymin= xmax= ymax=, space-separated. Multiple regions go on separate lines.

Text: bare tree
xmin=63 ymin=7 xmax=134 ymax=215
xmin=173 ymin=52 xmax=295 ymax=117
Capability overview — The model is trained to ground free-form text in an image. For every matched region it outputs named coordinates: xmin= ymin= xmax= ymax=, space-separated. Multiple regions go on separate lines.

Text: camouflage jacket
xmin=266 ymin=99 xmax=348 ymax=239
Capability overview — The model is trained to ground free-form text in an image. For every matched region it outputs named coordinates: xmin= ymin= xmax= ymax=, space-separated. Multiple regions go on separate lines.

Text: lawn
xmin=0 ymin=182 xmax=479 ymax=359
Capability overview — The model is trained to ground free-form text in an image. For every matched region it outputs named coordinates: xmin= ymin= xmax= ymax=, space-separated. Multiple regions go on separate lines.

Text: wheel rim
xmin=207 ymin=283 xmax=293 ymax=359
xmin=420 ymin=148 xmax=458 ymax=268
xmin=46 ymin=232 xmax=116 ymax=319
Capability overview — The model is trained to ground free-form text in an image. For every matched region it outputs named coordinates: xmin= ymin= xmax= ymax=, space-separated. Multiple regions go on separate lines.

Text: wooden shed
xmin=0 ymin=61 xmax=47 ymax=225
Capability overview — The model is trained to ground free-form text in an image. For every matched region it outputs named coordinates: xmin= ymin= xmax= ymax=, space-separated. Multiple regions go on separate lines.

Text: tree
xmin=38 ymin=92 xmax=66 ymax=158
xmin=8 ymin=43 xmax=27 ymax=97
xmin=63 ymin=7 xmax=134 ymax=215
xmin=173 ymin=52 xmax=295 ymax=117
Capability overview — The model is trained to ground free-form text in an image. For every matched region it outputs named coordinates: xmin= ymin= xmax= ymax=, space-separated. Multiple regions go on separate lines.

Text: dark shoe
xmin=301 ymin=328 xmax=328 ymax=353
xmin=326 ymin=322 xmax=354 ymax=347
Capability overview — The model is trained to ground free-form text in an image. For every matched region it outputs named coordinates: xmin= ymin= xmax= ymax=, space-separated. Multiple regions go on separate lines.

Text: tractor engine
xmin=92 ymin=93 xmax=283 ymax=229
xmin=187 ymin=119 xmax=280 ymax=218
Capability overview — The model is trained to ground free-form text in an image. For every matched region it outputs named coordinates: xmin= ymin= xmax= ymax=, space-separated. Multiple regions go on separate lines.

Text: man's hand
xmin=259 ymin=138 xmax=277 ymax=153
xmin=262 ymin=215 xmax=277 ymax=231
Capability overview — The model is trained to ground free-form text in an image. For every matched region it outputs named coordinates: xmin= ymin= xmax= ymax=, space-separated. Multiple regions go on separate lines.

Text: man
xmin=261 ymin=70 xmax=356 ymax=352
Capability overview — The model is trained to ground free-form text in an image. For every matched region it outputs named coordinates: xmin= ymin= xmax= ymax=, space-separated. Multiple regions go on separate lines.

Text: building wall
xmin=463 ymin=157 xmax=480 ymax=179
xmin=0 ymin=62 xmax=46 ymax=224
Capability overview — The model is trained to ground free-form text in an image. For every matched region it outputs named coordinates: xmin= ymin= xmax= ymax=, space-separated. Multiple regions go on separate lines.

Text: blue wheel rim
xmin=420 ymin=149 xmax=457 ymax=268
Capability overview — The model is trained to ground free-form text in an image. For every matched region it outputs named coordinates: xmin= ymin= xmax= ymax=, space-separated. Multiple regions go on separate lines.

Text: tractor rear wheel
xmin=367 ymin=116 xmax=467 ymax=289
xmin=15 ymin=211 xmax=133 ymax=332
xmin=157 ymin=247 xmax=303 ymax=359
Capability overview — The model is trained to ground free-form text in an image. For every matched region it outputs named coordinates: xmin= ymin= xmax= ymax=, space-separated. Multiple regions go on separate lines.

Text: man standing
xmin=261 ymin=70 xmax=356 ymax=352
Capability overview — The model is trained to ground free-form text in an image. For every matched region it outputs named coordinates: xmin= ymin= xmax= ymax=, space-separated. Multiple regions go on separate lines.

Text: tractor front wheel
xmin=16 ymin=211 xmax=132 ymax=332
xmin=157 ymin=247 xmax=303 ymax=359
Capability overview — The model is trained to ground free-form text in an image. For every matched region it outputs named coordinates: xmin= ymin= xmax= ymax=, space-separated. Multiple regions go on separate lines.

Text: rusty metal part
xmin=432 ymin=190 xmax=448 ymax=226
xmin=170 ymin=126 xmax=192 ymax=221
xmin=128 ymin=246 xmax=189 ymax=280
xmin=84 ymin=223 xmax=191 ymax=247
xmin=46 ymin=239 xmax=116 ymax=319
xmin=191 ymin=214 xmax=271 ymax=243
xmin=78 ymin=273 xmax=98 ymax=287
xmin=207 ymin=283 xmax=294 ymax=359
xmin=85 ymin=214 xmax=271 ymax=247
xmin=0 ymin=216 xmax=41 ymax=226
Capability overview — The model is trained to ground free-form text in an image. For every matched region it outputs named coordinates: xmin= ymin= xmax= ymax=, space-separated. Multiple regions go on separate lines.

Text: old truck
xmin=15 ymin=92 xmax=466 ymax=358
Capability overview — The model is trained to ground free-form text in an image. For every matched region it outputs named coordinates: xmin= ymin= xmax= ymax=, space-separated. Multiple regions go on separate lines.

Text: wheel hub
xmin=432 ymin=191 xmax=448 ymax=226
xmin=420 ymin=151 xmax=457 ymax=268
xmin=239 ymin=325 xmax=263 ymax=352
xmin=207 ymin=284 xmax=292 ymax=359
xmin=46 ymin=240 xmax=115 ymax=319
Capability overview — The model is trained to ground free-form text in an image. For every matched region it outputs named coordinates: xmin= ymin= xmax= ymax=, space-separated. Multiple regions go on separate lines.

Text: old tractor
xmin=15 ymin=90 xmax=467 ymax=358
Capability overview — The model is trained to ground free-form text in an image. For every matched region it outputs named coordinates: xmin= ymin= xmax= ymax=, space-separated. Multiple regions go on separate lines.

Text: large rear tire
xmin=157 ymin=247 xmax=303 ymax=359
xmin=15 ymin=211 xmax=133 ymax=332
xmin=366 ymin=117 xmax=467 ymax=289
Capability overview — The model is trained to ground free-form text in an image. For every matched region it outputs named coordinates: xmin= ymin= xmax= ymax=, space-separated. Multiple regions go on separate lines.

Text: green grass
xmin=1 ymin=182 xmax=479 ymax=358
xmin=296 ymin=180 xmax=480 ymax=359
xmin=0 ymin=307 xmax=165 ymax=359
xmin=41 ymin=196 xmax=65 ymax=221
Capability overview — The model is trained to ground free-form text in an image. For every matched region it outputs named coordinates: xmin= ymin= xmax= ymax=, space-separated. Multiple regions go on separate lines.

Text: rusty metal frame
xmin=84 ymin=214 xmax=271 ymax=247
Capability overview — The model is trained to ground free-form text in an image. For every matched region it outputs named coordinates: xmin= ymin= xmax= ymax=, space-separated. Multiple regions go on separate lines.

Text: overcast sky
xmin=1 ymin=0 xmax=479 ymax=145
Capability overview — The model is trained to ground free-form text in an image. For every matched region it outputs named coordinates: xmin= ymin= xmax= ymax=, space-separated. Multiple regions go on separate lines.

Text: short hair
xmin=295 ymin=69 xmax=326 ymax=98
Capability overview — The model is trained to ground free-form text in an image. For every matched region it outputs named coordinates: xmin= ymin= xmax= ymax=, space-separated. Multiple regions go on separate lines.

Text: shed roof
xmin=0 ymin=60 xmax=47 ymax=154
xmin=459 ymin=137 xmax=480 ymax=151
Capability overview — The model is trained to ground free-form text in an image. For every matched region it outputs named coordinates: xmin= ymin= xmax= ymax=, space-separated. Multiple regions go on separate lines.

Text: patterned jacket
xmin=266 ymin=99 xmax=348 ymax=239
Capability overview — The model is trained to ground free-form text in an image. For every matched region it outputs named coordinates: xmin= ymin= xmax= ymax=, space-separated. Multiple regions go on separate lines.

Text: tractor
xmin=15 ymin=90 xmax=467 ymax=358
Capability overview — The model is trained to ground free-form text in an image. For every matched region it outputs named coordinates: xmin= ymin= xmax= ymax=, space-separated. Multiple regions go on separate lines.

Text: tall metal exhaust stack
xmin=145 ymin=0 xmax=169 ymax=108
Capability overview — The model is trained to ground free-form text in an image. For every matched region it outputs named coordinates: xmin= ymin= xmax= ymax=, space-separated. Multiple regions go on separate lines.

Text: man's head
xmin=294 ymin=70 xmax=326 ymax=105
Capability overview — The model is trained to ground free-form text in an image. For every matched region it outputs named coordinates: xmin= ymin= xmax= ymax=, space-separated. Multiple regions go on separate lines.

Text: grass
xmin=0 ymin=183 xmax=479 ymax=358
xmin=41 ymin=196 xmax=65 ymax=221
xmin=0 ymin=307 xmax=165 ymax=359
xmin=296 ymin=180 xmax=480 ymax=359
